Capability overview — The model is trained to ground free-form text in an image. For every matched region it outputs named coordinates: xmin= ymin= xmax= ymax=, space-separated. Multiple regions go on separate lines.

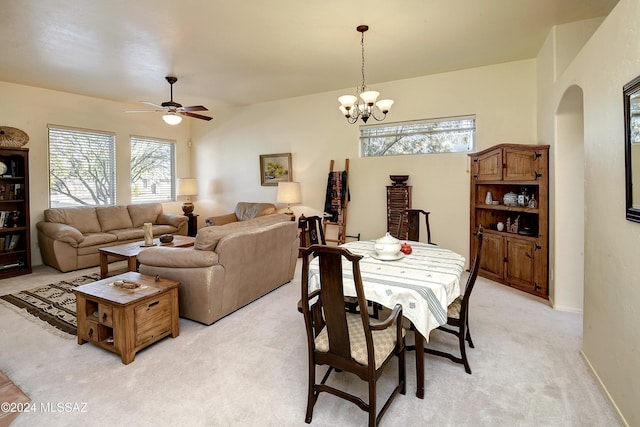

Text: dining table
xmin=307 ymin=239 xmax=466 ymax=399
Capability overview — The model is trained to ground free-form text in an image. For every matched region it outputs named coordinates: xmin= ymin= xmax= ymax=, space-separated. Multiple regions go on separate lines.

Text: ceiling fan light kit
xmin=162 ymin=112 xmax=182 ymax=125
xmin=125 ymin=76 xmax=213 ymax=124
xmin=338 ymin=25 xmax=394 ymax=124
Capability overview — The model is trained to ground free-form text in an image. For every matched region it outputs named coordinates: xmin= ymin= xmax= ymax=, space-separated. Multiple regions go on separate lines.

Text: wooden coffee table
xmin=74 ymin=271 xmax=180 ymax=364
xmin=99 ymin=235 xmax=195 ymax=278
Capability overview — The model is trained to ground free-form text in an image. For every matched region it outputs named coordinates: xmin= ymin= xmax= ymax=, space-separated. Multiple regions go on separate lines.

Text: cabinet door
xmin=505 ymin=237 xmax=534 ymax=289
xmin=473 ymin=149 xmax=502 ymax=181
xmin=503 ymin=148 xmax=538 ymax=181
xmin=479 ymin=232 xmax=503 ymax=280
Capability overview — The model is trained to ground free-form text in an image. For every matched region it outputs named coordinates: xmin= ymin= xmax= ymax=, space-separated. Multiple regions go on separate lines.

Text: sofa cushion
xmin=235 ymin=202 xmax=276 ymax=221
xmin=109 ymin=228 xmax=145 ymax=241
xmin=96 ymin=206 xmax=134 ymax=232
xmin=195 ymin=214 xmax=289 ymax=251
xmin=44 ymin=207 xmax=101 ymax=234
xmin=128 ymin=203 xmax=162 ymax=227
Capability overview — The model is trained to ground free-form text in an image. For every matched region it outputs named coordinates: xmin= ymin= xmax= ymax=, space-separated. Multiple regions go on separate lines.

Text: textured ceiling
xmin=0 ymin=0 xmax=619 ymax=111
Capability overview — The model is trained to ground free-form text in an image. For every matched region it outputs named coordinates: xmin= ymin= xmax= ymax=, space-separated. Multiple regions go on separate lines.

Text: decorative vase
xmin=485 ymin=192 xmax=493 ymax=204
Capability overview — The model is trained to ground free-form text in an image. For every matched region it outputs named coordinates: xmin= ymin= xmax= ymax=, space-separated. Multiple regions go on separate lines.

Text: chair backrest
xmin=461 ymin=227 xmax=484 ymax=307
xmin=301 ymin=245 xmax=373 ymax=365
xmin=298 ymin=215 xmax=326 ymax=247
xmin=397 ymin=209 xmax=434 ymax=244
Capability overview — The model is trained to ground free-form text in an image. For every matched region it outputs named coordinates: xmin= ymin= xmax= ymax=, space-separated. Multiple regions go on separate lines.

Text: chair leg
xmin=399 ymin=341 xmax=406 ymax=395
xmin=464 ymin=310 xmax=475 ymax=348
xmin=368 ymin=380 xmax=377 ymax=427
xmin=305 ymin=363 xmax=316 ymax=423
xmin=459 ymin=324 xmax=472 ymax=375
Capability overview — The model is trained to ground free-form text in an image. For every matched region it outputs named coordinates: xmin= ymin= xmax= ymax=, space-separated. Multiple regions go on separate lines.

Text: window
xmin=48 ymin=126 xmax=115 ymax=207
xmin=130 ymin=136 xmax=176 ymax=203
xmin=360 ymin=115 xmax=476 ymax=157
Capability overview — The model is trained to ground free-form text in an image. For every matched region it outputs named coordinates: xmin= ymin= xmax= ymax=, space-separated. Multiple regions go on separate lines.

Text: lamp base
xmin=182 ymin=202 xmax=194 ymax=215
xmin=283 ymin=206 xmax=295 ymax=221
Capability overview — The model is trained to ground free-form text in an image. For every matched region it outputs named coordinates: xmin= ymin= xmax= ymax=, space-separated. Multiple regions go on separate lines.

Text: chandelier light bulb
xmin=376 ymin=99 xmax=394 ymax=113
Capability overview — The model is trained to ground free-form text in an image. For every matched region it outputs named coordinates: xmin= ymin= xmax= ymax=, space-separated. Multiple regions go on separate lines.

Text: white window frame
xmin=130 ymin=136 xmax=176 ymax=204
xmin=360 ymin=115 xmax=476 ymax=157
xmin=48 ymin=125 xmax=116 ymax=207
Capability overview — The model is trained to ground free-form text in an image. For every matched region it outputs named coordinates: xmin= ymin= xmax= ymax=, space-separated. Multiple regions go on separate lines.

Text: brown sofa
xmin=205 ymin=202 xmax=276 ymax=226
xmin=37 ymin=203 xmax=188 ymax=272
xmin=137 ymin=213 xmax=298 ymax=325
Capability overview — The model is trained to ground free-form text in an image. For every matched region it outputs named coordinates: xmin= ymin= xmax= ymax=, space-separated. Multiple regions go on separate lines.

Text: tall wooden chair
xmin=300 ymin=245 xmax=406 ymax=427
xmin=298 ymin=215 xmax=326 ymax=248
xmin=424 ymin=227 xmax=484 ymax=374
xmin=398 ymin=209 xmax=435 ymax=244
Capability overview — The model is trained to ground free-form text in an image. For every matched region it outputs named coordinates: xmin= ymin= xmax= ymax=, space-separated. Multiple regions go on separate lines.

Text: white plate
xmin=371 ymin=252 xmax=405 ymax=261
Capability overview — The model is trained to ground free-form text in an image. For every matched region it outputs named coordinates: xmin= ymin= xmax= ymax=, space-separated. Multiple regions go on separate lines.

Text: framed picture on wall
xmin=259 ymin=153 xmax=292 ymax=186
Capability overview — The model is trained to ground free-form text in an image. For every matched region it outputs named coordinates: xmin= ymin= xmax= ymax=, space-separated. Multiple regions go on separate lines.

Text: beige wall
xmin=0 ymin=81 xmax=193 ymax=265
xmin=538 ymin=0 xmax=639 ymax=424
xmin=191 ymin=60 xmax=537 ymax=260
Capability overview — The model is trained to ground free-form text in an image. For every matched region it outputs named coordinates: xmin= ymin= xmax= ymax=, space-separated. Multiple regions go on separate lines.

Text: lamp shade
xmin=163 ymin=113 xmax=183 ymax=125
xmin=277 ymin=182 xmax=301 ymax=204
xmin=177 ymin=178 xmax=198 ymax=197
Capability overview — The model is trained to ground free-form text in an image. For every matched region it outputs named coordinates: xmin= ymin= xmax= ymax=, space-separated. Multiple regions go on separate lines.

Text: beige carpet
xmin=0 ymin=261 xmax=623 ymax=426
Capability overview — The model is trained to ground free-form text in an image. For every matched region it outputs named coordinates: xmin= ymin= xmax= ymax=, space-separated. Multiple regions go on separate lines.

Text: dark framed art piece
xmin=624 ymin=74 xmax=640 ymax=222
xmin=259 ymin=153 xmax=292 ymax=186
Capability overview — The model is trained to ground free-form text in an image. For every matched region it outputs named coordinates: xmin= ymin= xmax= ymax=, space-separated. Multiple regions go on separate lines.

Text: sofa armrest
xmin=157 ymin=212 xmax=188 ymax=228
xmin=36 ymin=221 xmax=84 ymax=244
xmin=137 ymin=247 xmax=218 ymax=268
xmin=205 ymin=213 xmax=237 ymax=226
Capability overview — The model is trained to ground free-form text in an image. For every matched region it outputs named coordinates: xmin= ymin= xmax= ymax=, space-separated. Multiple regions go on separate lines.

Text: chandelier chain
xmin=360 ymin=30 xmax=366 ymax=92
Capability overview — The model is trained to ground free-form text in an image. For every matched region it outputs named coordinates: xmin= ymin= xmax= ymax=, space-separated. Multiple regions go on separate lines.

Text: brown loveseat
xmin=205 ymin=202 xmax=276 ymax=226
xmin=137 ymin=213 xmax=298 ymax=325
xmin=37 ymin=203 xmax=188 ymax=272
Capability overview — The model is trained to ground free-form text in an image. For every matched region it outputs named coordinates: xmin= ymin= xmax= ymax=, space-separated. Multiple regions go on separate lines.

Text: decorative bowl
xmin=374 ymin=232 xmax=402 ymax=259
xmin=159 ymin=234 xmax=174 ymax=243
xmin=389 ymin=175 xmax=409 ymax=186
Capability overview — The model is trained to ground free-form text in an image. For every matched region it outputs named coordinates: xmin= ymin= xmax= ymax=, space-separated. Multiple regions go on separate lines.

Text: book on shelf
xmin=8 ymin=234 xmax=19 ymax=251
xmin=0 ymin=210 xmax=20 ymax=228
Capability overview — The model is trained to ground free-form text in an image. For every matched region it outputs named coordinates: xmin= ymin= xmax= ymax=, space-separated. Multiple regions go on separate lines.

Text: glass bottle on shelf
xmin=528 ymin=194 xmax=537 ymax=209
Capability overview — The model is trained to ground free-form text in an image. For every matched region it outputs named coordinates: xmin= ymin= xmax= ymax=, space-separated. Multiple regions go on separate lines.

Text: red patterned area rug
xmin=0 ymin=273 xmax=100 ymax=337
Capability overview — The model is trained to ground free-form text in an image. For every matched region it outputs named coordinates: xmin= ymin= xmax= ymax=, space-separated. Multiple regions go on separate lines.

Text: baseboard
xmin=580 ymin=351 xmax=629 ymax=427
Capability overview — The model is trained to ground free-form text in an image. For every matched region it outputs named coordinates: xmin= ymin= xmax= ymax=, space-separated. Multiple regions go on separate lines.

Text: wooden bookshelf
xmin=0 ymin=147 xmax=31 ymax=279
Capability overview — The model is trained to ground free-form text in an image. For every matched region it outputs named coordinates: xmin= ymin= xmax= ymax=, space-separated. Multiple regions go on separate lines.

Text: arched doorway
xmin=553 ymin=85 xmax=585 ymax=311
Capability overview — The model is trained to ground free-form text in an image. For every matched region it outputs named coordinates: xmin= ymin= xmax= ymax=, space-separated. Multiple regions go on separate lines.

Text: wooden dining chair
xmin=300 ymin=245 xmax=406 ymax=427
xmin=423 ymin=226 xmax=484 ymax=374
xmin=298 ymin=215 xmax=326 ymax=248
xmin=397 ymin=209 xmax=435 ymax=245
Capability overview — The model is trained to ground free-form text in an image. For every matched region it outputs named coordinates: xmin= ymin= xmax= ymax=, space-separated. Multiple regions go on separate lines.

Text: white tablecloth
xmin=308 ymin=240 xmax=466 ymax=341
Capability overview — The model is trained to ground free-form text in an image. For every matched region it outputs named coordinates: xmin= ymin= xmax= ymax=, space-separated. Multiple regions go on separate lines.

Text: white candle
xmin=143 ymin=222 xmax=153 ymax=245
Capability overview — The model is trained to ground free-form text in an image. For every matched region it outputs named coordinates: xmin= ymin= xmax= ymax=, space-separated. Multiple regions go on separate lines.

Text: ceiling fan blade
xmin=181 ymin=112 xmax=213 ymax=121
xmin=141 ymin=101 xmax=165 ymax=109
xmin=180 ymin=105 xmax=208 ymax=112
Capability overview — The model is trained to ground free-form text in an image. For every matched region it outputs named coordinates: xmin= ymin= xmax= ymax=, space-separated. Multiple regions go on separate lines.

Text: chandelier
xmin=338 ymin=25 xmax=394 ymax=124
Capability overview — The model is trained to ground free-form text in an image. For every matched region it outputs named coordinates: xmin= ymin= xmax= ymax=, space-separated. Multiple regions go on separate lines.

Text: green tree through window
xmin=360 ymin=116 xmax=475 ymax=157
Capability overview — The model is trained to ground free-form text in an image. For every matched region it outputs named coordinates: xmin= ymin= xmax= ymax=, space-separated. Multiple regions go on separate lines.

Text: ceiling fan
xmin=125 ymin=76 xmax=212 ymax=124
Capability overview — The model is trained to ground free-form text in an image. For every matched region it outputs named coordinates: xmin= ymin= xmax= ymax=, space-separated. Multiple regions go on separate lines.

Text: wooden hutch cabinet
xmin=0 ymin=147 xmax=31 ymax=279
xmin=387 ymin=185 xmax=411 ymax=239
xmin=469 ymin=144 xmax=549 ymax=298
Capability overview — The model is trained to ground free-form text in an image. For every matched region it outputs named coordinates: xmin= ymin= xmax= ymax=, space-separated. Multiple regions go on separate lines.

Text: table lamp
xmin=177 ymin=178 xmax=198 ymax=215
xmin=277 ymin=181 xmax=301 ymax=220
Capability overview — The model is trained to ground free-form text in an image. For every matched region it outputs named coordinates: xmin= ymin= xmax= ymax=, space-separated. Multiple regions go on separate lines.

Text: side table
xmin=185 ymin=214 xmax=199 ymax=237
xmin=74 ymin=272 xmax=180 ymax=364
